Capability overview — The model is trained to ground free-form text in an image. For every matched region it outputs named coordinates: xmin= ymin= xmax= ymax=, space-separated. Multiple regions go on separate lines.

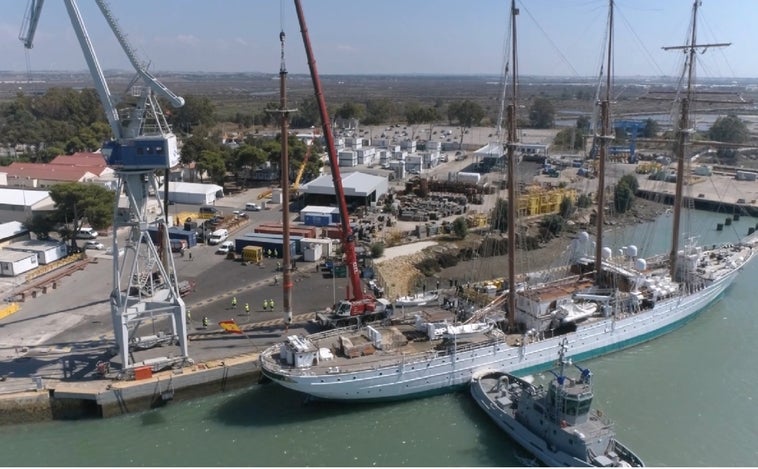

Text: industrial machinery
xmin=20 ymin=0 xmax=191 ymax=373
xmin=295 ymin=0 xmax=383 ymax=320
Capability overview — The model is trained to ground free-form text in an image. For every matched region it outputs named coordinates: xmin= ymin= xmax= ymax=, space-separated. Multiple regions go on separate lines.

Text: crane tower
xmin=20 ymin=0 xmax=191 ymax=373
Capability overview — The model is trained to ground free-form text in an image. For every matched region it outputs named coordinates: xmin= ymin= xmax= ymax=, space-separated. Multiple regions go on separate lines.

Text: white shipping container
xmin=303 ymin=243 xmax=323 ymax=262
xmin=0 ymin=250 xmax=38 ymax=276
xmin=300 ymin=237 xmax=333 ymax=258
xmin=5 ymin=240 xmax=67 ymax=265
xmin=457 ymin=172 xmax=482 ymax=184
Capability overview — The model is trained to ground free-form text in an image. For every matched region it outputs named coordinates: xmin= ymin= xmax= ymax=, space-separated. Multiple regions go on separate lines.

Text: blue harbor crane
xmin=20 ymin=0 xmax=191 ymax=374
xmin=612 ymin=119 xmax=647 ymax=163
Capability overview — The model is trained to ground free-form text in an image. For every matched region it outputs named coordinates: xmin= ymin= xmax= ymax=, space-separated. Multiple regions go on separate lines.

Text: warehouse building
xmin=158 ymin=181 xmax=224 ymax=205
xmin=300 ymin=171 xmax=388 ymax=208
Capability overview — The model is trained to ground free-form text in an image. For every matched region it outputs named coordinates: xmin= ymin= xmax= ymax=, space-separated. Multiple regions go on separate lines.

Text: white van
xmin=208 ymin=228 xmax=229 ymax=245
xmin=216 ymin=240 xmax=234 ymax=254
xmin=75 ymin=227 xmax=99 ymax=239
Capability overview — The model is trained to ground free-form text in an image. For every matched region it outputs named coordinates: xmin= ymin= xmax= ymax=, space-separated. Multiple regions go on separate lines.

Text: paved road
xmin=0 ymin=186 xmax=354 ymax=392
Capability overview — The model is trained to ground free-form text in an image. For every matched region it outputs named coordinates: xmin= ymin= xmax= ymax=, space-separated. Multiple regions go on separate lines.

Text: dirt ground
xmin=374 ymin=196 xmax=668 ymax=298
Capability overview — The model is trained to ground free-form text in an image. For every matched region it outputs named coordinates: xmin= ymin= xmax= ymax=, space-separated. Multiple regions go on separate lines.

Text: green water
xmin=1 ymin=211 xmax=757 ymax=466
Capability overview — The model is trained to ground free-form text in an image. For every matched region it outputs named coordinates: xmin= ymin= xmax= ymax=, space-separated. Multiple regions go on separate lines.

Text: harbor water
xmin=1 ymin=210 xmax=757 ymax=466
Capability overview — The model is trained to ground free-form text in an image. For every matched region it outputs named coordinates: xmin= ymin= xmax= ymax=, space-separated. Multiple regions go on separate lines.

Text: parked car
xmin=232 ymin=210 xmax=249 ymax=218
xmin=245 ymin=202 xmax=261 ymax=211
xmin=84 ymin=240 xmax=105 ymax=250
xmin=75 ymin=227 xmax=99 ymax=239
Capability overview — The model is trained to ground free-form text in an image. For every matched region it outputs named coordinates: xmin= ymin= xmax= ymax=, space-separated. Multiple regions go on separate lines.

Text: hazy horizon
xmin=3 ymin=1 xmax=758 ymax=79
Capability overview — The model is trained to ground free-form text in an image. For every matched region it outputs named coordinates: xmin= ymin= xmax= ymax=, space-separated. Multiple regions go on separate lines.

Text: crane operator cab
xmin=102 ymin=134 xmax=180 ymax=169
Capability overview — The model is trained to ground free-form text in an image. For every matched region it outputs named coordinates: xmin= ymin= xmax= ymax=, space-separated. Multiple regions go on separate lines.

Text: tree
xmin=370 ymin=242 xmax=385 ymax=259
xmin=24 ymin=212 xmax=58 ymax=240
xmin=363 ymin=99 xmax=395 ymax=125
xmin=170 ymin=95 xmax=216 ymax=134
xmin=197 ymin=150 xmax=227 ymax=185
xmin=290 ymin=97 xmax=320 ymax=129
xmin=576 ymin=115 xmax=591 ymax=132
xmin=452 ymin=216 xmax=469 ymax=239
xmin=491 ymin=198 xmax=508 ymax=232
xmin=448 ymin=100 xmax=485 ymax=147
xmin=49 ymin=182 xmax=115 ymax=248
xmin=642 ymin=118 xmax=659 ymax=138
xmin=576 ymin=193 xmax=593 ymax=208
xmin=540 ymin=214 xmax=565 ymax=240
xmin=405 ymin=104 xmax=439 ymax=140
xmin=179 ymin=131 xmax=219 ymax=173
xmin=335 ymin=101 xmax=365 ymax=121
xmin=553 ymin=127 xmax=584 ymax=150
xmin=529 ymin=97 xmax=555 ymax=128
xmin=708 ymin=114 xmax=748 ymax=159
xmin=618 ymin=174 xmax=639 ymax=193
xmin=559 ymin=196 xmax=575 ymax=218
xmin=614 ymin=180 xmax=634 ymax=213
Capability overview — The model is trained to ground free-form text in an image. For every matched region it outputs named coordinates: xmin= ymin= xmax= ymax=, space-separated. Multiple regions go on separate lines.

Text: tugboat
xmin=470 ymin=339 xmax=644 ymax=467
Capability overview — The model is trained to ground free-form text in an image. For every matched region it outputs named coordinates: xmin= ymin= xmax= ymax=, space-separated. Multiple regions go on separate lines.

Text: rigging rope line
xmin=517 ymin=0 xmax=579 ymax=77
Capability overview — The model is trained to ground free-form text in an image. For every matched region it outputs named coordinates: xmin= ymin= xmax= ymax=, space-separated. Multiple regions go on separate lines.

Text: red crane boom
xmin=294 ymin=0 xmax=365 ymax=302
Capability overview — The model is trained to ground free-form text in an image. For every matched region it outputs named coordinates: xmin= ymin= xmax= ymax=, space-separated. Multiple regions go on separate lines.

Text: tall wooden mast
xmin=662 ymin=0 xmax=729 ymax=278
xmin=505 ymin=0 xmax=519 ymax=330
xmin=594 ymin=0 xmax=614 ymax=277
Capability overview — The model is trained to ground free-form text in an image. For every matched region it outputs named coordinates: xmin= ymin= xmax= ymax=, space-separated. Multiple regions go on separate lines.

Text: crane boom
xmin=19 ymin=0 xmax=190 ymax=373
xmin=294 ymin=0 xmax=363 ymax=301
xmin=95 ymin=0 xmax=184 ymax=108
xmin=62 ymin=0 xmax=122 ymax=138
xmin=18 ymin=0 xmax=45 ymax=49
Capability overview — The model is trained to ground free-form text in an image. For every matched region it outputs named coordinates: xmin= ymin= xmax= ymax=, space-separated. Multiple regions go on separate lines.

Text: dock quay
xmin=635 ymin=174 xmax=758 ymax=219
xmin=0 ymin=352 xmax=261 ymax=424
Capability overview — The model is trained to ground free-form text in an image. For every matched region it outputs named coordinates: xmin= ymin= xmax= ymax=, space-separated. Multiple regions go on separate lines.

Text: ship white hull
xmin=261 ymin=250 xmax=753 ymax=401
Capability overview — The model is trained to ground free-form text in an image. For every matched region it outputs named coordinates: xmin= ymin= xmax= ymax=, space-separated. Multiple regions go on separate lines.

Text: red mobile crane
xmin=294 ymin=0 xmax=390 ymax=324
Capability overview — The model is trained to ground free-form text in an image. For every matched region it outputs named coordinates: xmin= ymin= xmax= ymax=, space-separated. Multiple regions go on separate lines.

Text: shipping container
xmin=234 ymin=236 xmax=296 ymax=258
xmin=240 ymin=232 xmax=304 ymax=253
xmin=303 ymin=242 xmax=323 ymax=262
xmin=735 ymin=170 xmax=757 ymax=181
xmin=5 ymin=240 xmax=67 ymax=265
xmin=303 ymin=214 xmax=331 ymax=227
xmin=254 ymin=224 xmax=318 ymax=238
xmin=0 ymin=250 xmax=38 ymax=276
xmin=147 ymin=226 xmax=198 ymax=247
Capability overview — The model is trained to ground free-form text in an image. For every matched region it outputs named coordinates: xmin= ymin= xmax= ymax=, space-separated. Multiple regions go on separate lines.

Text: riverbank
xmin=374 ymin=196 xmax=669 ymax=295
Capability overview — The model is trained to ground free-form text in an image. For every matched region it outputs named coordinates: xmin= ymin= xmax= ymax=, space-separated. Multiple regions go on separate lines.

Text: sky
xmin=1 ymin=0 xmax=756 ymax=79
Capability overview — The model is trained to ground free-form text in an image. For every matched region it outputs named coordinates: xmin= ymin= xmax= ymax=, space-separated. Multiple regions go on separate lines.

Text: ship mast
xmin=506 ymin=0 xmax=518 ymax=331
xmin=276 ymin=24 xmax=296 ymax=328
xmin=662 ymin=0 xmax=729 ymax=278
xmin=594 ymin=0 xmax=614 ymax=278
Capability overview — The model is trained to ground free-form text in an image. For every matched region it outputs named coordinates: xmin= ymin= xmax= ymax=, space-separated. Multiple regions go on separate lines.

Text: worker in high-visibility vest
xmin=202 ymin=316 xmax=209 ymax=328
xmin=245 ymin=303 xmax=250 ymax=315
xmin=232 ymin=296 xmax=237 ymax=309
xmin=186 ymin=309 xmax=192 ymax=324
xmin=262 ymin=300 xmax=268 ymax=312
xmin=269 ymin=299 xmax=275 ymax=311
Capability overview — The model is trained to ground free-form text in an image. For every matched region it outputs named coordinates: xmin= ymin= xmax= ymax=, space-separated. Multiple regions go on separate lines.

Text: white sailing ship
xmin=260 ymin=0 xmax=757 ymax=401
